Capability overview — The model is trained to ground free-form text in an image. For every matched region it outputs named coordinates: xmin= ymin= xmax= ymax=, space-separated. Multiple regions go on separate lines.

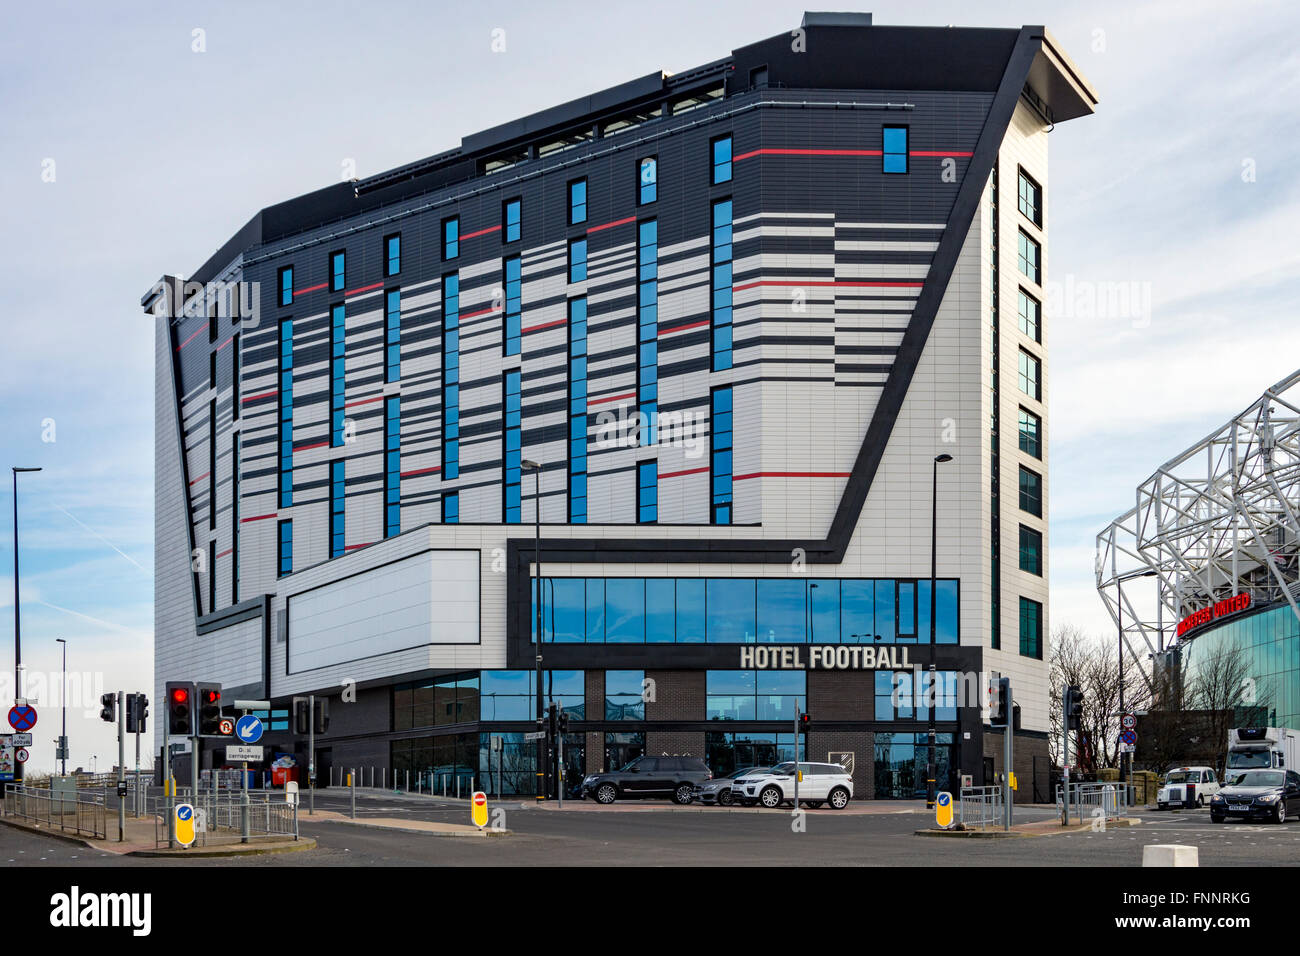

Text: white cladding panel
xmin=287 ymin=549 xmax=479 ymax=673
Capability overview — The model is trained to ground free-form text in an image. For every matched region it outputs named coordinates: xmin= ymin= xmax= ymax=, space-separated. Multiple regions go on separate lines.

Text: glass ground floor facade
xmin=1178 ymin=602 xmax=1300 ymax=729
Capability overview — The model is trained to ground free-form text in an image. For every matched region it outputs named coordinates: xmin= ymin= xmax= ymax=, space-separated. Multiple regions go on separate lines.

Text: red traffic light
xmin=171 ymin=688 xmax=189 ymax=703
xmin=202 ymin=689 xmax=220 ymax=705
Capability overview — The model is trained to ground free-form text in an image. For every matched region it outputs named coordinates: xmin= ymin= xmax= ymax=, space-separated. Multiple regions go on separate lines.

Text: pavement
xmin=0 ymin=809 xmax=314 ymax=857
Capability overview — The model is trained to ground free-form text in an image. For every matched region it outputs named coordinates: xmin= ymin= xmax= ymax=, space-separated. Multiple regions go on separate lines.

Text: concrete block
xmin=1143 ymin=844 xmax=1199 ymax=867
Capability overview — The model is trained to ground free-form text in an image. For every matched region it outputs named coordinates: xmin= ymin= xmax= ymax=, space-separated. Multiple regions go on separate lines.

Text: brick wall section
xmin=808 ymin=730 xmax=874 ymax=798
xmin=808 ymin=670 xmax=874 ymax=720
xmin=983 ymin=729 xmax=1051 ymax=803
xmin=585 ymin=670 xmax=605 ymax=773
xmin=645 ymin=670 xmax=705 ymax=720
xmin=646 ymin=731 xmax=706 ymax=760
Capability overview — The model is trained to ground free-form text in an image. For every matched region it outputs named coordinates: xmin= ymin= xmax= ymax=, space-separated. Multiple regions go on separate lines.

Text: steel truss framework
xmin=1097 ymin=369 xmax=1300 ymax=690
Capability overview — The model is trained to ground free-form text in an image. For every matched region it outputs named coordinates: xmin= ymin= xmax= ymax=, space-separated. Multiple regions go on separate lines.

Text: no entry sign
xmin=471 ymin=791 xmax=488 ymax=828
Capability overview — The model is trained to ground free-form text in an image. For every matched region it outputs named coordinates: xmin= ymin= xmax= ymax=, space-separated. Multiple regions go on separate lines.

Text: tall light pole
xmin=522 ymin=459 xmax=544 ymax=799
xmin=56 ymin=638 xmax=67 ymax=776
xmin=1116 ymin=569 xmax=1156 ymax=796
xmin=12 ymin=465 xmax=41 ymax=787
xmin=927 ymin=453 xmax=953 ymax=809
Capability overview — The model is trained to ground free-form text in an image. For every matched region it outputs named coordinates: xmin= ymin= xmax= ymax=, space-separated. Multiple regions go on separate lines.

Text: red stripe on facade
xmin=586 ymin=215 xmax=636 ymax=235
xmin=175 ymin=323 xmax=209 ymax=351
xmin=344 ymin=281 xmax=384 ymax=297
xmin=460 ymin=305 xmax=499 ymax=320
xmin=216 ymin=336 xmax=234 ymax=352
xmin=344 ymin=542 xmax=372 ymax=551
xmin=294 ymin=283 xmax=327 ymax=297
xmin=587 ymin=391 xmax=636 ymax=407
xmin=188 ymin=472 xmax=210 ymax=486
xmin=910 ymin=150 xmax=973 ymax=157
xmin=242 ymin=389 xmax=277 ymax=403
xmin=734 ymin=471 xmax=851 ymax=481
xmin=734 ymin=147 xmax=971 ymax=161
xmin=296 ymin=441 xmax=328 ymax=452
xmin=344 ymin=396 xmax=384 ymax=409
xmin=658 ymin=319 xmax=710 ymax=337
xmin=214 ymin=548 xmax=233 ymax=559
xmin=240 ymin=513 xmax=278 ymax=524
xmin=460 ymin=224 xmax=502 ymax=241
xmin=659 ymin=466 xmax=710 ymax=479
xmin=400 ymin=466 xmax=441 ymax=478
xmin=523 ymin=317 xmax=567 ymax=334
xmin=733 ymin=279 xmax=923 ymax=292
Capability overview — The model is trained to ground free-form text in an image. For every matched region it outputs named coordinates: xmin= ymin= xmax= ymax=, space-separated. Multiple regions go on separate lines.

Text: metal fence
xmin=959 ymin=786 xmax=1004 ymax=829
xmin=1056 ymin=781 xmax=1131 ymax=825
xmin=2 ymin=785 xmax=107 ymax=840
xmin=152 ymin=789 xmax=298 ymax=848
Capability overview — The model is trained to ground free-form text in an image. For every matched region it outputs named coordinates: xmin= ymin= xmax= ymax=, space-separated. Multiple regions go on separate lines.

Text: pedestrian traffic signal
xmin=1066 ymin=684 xmax=1084 ymax=729
xmin=166 ymin=681 xmax=194 ymax=736
xmin=313 ymin=697 xmax=329 ymax=735
xmin=99 ymin=692 xmax=116 ymax=724
xmin=196 ymin=682 xmax=223 ymax=736
xmin=294 ymin=697 xmax=311 ymax=735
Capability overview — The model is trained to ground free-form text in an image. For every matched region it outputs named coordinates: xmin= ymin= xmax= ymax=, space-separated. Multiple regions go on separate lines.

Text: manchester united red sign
xmin=1176 ymin=592 xmax=1252 ymax=638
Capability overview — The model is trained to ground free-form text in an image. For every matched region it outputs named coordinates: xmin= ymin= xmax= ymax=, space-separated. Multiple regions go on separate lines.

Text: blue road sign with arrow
xmin=235 ymin=714 xmax=264 ymax=743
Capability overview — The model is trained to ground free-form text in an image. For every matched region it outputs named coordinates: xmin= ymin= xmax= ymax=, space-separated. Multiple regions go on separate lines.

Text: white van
xmin=1157 ymin=766 xmax=1220 ymax=809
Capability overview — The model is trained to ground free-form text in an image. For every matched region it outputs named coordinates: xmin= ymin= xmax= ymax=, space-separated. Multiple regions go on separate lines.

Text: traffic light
xmin=799 ymin=712 xmax=811 ymax=732
xmin=990 ymin=677 xmax=1011 ymax=727
xmin=99 ymin=692 xmax=116 ymax=724
xmin=313 ymin=697 xmax=329 ymax=735
xmin=294 ymin=697 xmax=311 ymax=735
xmin=125 ymin=693 xmax=138 ymax=733
xmin=558 ymin=709 xmax=570 ymax=734
xmin=166 ymin=681 xmax=194 ymax=736
xmin=196 ymin=681 xmax=223 ymax=736
xmin=547 ymin=702 xmax=559 ymax=738
xmin=136 ymin=694 xmax=149 ymax=734
xmin=1066 ymin=684 xmax=1084 ymax=730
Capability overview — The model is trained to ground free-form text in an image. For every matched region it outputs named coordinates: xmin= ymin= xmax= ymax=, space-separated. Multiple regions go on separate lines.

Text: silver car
xmin=692 ymin=767 xmax=770 ymax=806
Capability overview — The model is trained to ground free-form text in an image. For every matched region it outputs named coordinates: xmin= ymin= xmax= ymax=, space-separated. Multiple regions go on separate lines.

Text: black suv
xmin=580 ymin=756 xmax=712 ymax=805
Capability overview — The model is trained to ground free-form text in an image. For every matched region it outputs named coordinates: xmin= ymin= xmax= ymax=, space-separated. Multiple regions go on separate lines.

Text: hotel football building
xmin=144 ymin=14 xmax=1096 ymax=800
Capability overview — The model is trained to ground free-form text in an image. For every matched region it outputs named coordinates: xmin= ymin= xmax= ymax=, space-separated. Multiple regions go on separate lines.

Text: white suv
xmin=1157 ymin=766 xmax=1221 ymax=809
xmin=732 ymin=761 xmax=854 ymax=809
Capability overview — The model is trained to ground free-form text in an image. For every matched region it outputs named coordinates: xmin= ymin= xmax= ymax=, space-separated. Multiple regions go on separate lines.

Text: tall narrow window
xmin=231 ymin=436 xmax=239 ymax=604
xmin=278 ymin=266 xmax=293 ymax=307
xmin=385 ymin=289 xmax=401 ymax=383
xmin=208 ymin=397 xmax=218 ymax=531
xmin=638 ymin=157 xmax=657 ymax=205
xmin=568 ymin=297 xmax=588 ymax=524
xmin=1017 ymin=230 xmax=1040 ymax=284
xmin=330 ymin=250 xmax=345 ymax=292
xmin=1018 ymin=407 xmax=1042 ymax=459
xmin=385 ymin=233 xmax=401 ymax=276
xmin=637 ymin=460 xmax=657 ymax=524
xmin=1019 ymin=525 xmax=1042 ymax=575
xmin=637 ymin=220 xmax=657 ymax=445
xmin=1017 ymin=168 xmax=1042 ymax=226
xmin=503 ymin=255 xmax=522 ymax=356
xmin=568 ymin=238 xmax=587 ymax=283
xmin=503 ymin=370 xmax=522 ymax=523
xmin=503 ymin=197 xmax=521 ymax=243
xmin=384 ymin=396 xmax=400 ymax=538
xmin=1018 ymin=349 xmax=1041 ymax=401
xmin=711 ymin=386 xmax=733 ymax=525
xmin=232 ymin=334 xmax=240 ymax=421
xmin=442 ymin=490 xmax=459 ymax=524
xmin=711 ymin=135 xmax=732 ymax=184
xmin=1018 ymin=466 xmax=1042 ymax=517
xmin=883 ymin=125 xmax=909 ymax=174
xmin=568 ymin=178 xmax=587 ymax=225
xmin=711 ymin=198 xmax=733 ymax=371
xmin=1017 ymin=289 xmax=1041 ymax=343
xmin=442 ymin=274 xmax=460 ymax=480
xmin=329 ymin=461 xmax=345 ymax=558
xmin=277 ymin=519 xmax=292 ymax=577
xmin=442 ymin=217 xmax=459 ymax=260
xmin=1019 ymin=597 xmax=1043 ymax=659
xmin=278 ymin=318 xmax=294 ymax=508
xmin=330 ymin=304 xmax=346 ymax=446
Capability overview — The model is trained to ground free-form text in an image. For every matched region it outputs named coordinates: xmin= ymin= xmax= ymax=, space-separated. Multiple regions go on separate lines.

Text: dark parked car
xmin=1209 ymin=769 xmax=1300 ymax=824
xmin=580 ymin=756 xmax=712 ymax=805
xmin=692 ymin=766 xmax=770 ymax=806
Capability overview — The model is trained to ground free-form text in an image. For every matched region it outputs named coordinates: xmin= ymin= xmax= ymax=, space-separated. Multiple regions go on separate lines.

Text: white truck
xmin=1226 ymin=727 xmax=1300 ymax=771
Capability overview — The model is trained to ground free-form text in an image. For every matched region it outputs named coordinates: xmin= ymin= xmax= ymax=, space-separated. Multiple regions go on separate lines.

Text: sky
xmin=1 ymin=0 xmax=1298 ymax=773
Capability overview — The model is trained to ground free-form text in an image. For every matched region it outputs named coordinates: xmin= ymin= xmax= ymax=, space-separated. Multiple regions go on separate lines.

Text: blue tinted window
xmin=330 ymin=304 xmax=346 ymax=446
xmin=329 ymin=460 xmax=345 ymax=558
xmin=637 ymin=461 xmax=657 ymax=523
xmin=568 ymin=178 xmax=587 ymax=225
xmin=875 ymin=580 xmax=896 ymax=642
xmin=503 ymin=256 xmax=522 ymax=356
xmin=711 ymin=387 xmax=733 ymax=524
xmin=548 ymin=578 xmax=585 ymax=643
xmin=503 ymin=198 xmax=521 ymax=243
xmin=442 ymin=490 xmax=458 ymax=524
xmin=637 ymin=220 xmax=658 ymax=446
xmin=605 ymin=578 xmax=645 ymax=643
xmin=1019 ymin=597 xmax=1043 ymax=658
xmin=707 ymin=670 xmax=756 ymax=721
xmin=676 ymin=579 xmax=706 ymax=643
xmin=883 ymin=126 xmax=908 ymax=174
xmin=756 ymin=671 xmax=805 ymax=720
xmin=442 ymin=274 xmax=460 ymax=480
xmin=707 ymin=578 xmax=755 ymax=643
xmin=330 ymin=251 xmax=345 ymax=292
xmin=1019 ymin=466 xmax=1042 ymax=517
xmin=638 ymin=157 xmax=657 ymax=205
xmin=277 ymin=519 xmax=292 ymax=577
xmin=712 ymin=135 xmax=732 ymax=184
xmin=711 ymin=198 xmax=734 ymax=372
xmin=278 ymin=266 xmax=294 ymax=306
xmin=646 ymin=579 xmax=674 ymax=643
xmin=385 ymin=396 xmax=400 ymax=538
xmin=898 ymin=581 xmax=916 ymax=640
xmin=503 ymin=370 xmax=522 ymax=522
xmin=443 ymin=217 xmax=459 ymax=260
xmin=585 ymin=578 xmax=605 ymax=643
xmin=809 ymin=579 xmax=840 ymax=643
xmin=385 ymin=289 xmax=401 ymax=383
xmin=568 ymin=297 xmax=588 ymax=524
xmin=936 ymin=580 xmax=958 ymax=644
xmin=606 ymin=670 xmax=645 ymax=720
xmin=757 ymin=579 xmax=805 ymax=643
xmin=568 ymin=238 xmax=587 ymax=283
xmin=841 ymin=580 xmax=874 ymax=642
xmin=1017 ymin=230 xmax=1041 ymax=284
xmin=385 ymin=234 xmax=400 ymax=276
xmin=277 ymin=318 xmax=294 ymax=508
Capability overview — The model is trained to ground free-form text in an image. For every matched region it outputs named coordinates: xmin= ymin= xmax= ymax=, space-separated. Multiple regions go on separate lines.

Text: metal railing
xmin=152 ymin=789 xmax=298 ymax=848
xmin=1057 ymin=781 xmax=1132 ymax=825
xmin=3 ymin=785 xmax=107 ymax=840
xmin=958 ymin=786 xmax=1004 ymax=829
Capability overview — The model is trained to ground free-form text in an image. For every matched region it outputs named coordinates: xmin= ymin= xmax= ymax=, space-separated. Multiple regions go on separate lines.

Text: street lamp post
xmin=523 ymin=460 xmax=544 ymax=799
xmin=12 ymin=465 xmax=41 ymax=787
xmin=56 ymin=638 xmax=67 ymax=776
xmin=927 ymin=453 xmax=953 ymax=810
xmin=1116 ymin=569 xmax=1156 ymax=800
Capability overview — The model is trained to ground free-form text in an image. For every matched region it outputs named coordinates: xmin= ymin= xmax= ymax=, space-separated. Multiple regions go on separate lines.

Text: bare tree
xmin=1050 ymin=624 xmax=1151 ymax=772
xmin=1183 ymin=647 xmax=1272 ymax=778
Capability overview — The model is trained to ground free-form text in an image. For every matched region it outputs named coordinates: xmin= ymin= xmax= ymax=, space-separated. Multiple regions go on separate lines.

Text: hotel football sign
xmin=739 ymin=645 xmax=914 ymax=670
